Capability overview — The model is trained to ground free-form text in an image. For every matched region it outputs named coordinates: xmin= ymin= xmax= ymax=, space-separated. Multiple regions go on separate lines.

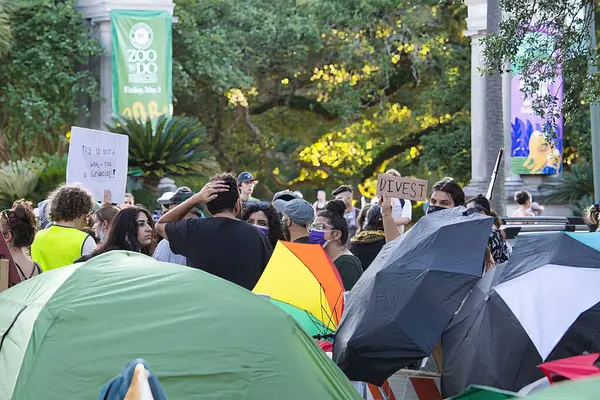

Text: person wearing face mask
xmin=309 ymin=200 xmax=363 ymax=291
xmin=383 ymin=177 xmax=465 ymax=242
xmin=93 ymin=204 xmax=120 ymax=244
xmin=156 ymin=173 xmax=273 ymax=290
xmin=281 ymin=199 xmax=314 ymax=243
xmin=241 ymin=202 xmax=284 ymax=248
xmin=75 ymin=206 xmax=155 ymax=262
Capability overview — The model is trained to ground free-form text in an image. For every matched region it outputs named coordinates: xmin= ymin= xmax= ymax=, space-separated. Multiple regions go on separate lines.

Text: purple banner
xmin=510 ymin=75 xmax=563 ymax=175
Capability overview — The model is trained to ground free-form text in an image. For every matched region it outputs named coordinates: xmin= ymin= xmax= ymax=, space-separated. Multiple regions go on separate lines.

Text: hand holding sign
xmin=376 ymin=173 xmax=428 ymax=202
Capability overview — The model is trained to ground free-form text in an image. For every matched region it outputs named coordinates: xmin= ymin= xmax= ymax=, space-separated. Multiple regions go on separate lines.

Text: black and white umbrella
xmin=441 ymin=232 xmax=600 ymax=396
xmin=333 ymin=207 xmax=493 ymax=385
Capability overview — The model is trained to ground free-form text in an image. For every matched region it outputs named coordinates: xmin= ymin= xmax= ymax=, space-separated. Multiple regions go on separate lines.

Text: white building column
xmin=464 ymin=0 xmax=489 ymax=197
xmin=76 ymin=0 xmax=175 ymax=129
xmin=503 ymin=69 xmax=524 ymax=202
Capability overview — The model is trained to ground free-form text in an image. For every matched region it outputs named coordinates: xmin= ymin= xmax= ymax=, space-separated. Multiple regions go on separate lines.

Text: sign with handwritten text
xmin=67 ymin=127 xmax=129 ymax=203
xmin=376 ymin=173 xmax=428 ymax=202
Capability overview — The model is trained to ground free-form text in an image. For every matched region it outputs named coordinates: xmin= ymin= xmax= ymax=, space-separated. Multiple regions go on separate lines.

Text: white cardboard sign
xmin=66 ymin=127 xmax=129 ymax=203
xmin=376 ymin=173 xmax=428 ymax=202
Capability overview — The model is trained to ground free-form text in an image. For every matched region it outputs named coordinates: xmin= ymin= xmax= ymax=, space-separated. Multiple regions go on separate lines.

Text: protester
xmin=1 ymin=200 xmax=41 ymax=281
xmin=76 ymin=207 xmax=155 ymax=262
xmin=153 ymin=188 xmax=202 ymax=265
xmin=383 ymin=177 xmax=465 ymax=242
xmin=238 ymin=172 xmax=260 ymax=203
xmin=313 ymin=189 xmax=327 ymax=214
xmin=355 ymin=204 xmax=372 ymax=235
xmin=349 ymin=204 xmax=386 ymax=270
xmin=120 ymin=193 xmax=135 ymax=209
xmin=584 ymin=204 xmax=600 ymax=232
xmin=156 ymin=173 xmax=272 ymax=290
xmin=512 ymin=190 xmax=535 ymax=217
xmin=530 ymin=201 xmax=545 ymax=217
xmin=281 ymin=199 xmax=314 ymax=243
xmin=332 ymin=185 xmax=360 ymax=239
xmin=31 ymin=184 xmax=96 ymax=271
xmin=310 ymin=200 xmax=363 ymax=290
xmin=467 ymin=195 xmax=511 ymax=266
xmin=241 ymin=201 xmax=285 ymax=248
xmin=93 ymin=204 xmax=120 ymax=244
xmin=384 ymin=169 xmax=413 ymax=234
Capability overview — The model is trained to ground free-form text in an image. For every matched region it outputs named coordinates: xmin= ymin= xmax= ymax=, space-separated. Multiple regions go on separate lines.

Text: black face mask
xmin=590 ymin=224 xmax=599 ymax=233
xmin=426 ymin=205 xmax=448 ymax=215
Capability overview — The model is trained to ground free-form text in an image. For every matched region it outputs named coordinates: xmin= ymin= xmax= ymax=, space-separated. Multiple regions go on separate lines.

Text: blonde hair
xmin=583 ymin=204 xmax=600 ymax=232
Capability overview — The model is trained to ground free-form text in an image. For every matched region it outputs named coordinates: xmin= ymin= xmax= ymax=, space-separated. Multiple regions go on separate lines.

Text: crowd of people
xmin=9 ymin=168 xmax=598 ymax=292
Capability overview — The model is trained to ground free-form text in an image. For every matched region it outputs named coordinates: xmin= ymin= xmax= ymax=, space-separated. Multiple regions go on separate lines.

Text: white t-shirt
xmin=392 ymin=198 xmax=412 ymax=234
xmin=82 ymin=236 xmax=96 ymax=256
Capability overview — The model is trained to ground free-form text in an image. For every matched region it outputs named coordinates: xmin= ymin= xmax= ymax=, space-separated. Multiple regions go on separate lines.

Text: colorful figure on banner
xmin=522 ymin=130 xmax=561 ymax=174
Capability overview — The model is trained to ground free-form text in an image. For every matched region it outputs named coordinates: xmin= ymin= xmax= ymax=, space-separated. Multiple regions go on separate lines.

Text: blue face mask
xmin=308 ymin=229 xmax=327 ymax=246
xmin=99 ymin=230 xmax=105 ymax=243
xmin=255 ymin=225 xmax=269 ymax=236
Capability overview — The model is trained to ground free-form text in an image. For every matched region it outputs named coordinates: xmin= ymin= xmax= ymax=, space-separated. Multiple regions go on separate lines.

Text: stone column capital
xmin=464 ymin=0 xmax=487 ymax=37
xmin=76 ymin=0 xmax=176 ymax=21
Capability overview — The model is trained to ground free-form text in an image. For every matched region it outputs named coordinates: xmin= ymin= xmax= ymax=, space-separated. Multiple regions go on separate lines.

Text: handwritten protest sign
xmin=376 ymin=173 xmax=428 ymax=202
xmin=67 ymin=127 xmax=129 ymax=203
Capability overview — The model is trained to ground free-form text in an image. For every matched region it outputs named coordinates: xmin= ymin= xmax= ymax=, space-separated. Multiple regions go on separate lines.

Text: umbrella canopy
xmin=253 ymin=241 xmax=344 ymax=335
xmin=334 ymin=207 xmax=493 ymax=385
xmin=449 ymin=385 xmax=517 ymax=400
xmin=0 ymin=251 xmax=360 ymax=400
xmin=441 ymin=232 xmax=600 ymax=396
xmin=539 ymin=353 xmax=600 ymax=383
xmin=523 ymin=375 xmax=600 ymax=399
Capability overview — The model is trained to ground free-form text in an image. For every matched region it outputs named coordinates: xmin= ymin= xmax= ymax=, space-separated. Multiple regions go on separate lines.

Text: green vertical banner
xmin=110 ymin=10 xmax=173 ymax=123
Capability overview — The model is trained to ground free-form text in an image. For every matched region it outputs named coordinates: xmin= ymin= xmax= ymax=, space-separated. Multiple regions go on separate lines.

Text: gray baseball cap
xmin=283 ymin=199 xmax=315 ymax=227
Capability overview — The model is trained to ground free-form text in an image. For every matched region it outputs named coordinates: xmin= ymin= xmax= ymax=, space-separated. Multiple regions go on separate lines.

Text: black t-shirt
xmin=334 ymin=254 xmax=364 ymax=291
xmin=293 ymin=236 xmax=310 ymax=244
xmin=165 ymin=217 xmax=273 ymax=290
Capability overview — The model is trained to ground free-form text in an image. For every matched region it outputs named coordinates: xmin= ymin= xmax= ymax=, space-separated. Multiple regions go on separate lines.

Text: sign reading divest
xmin=111 ymin=10 xmax=173 ymax=124
xmin=66 ymin=127 xmax=129 ymax=203
xmin=376 ymin=174 xmax=428 ymax=202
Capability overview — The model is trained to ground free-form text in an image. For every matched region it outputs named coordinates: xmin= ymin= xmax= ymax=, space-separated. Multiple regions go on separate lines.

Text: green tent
xmin=0 ymin=251 xmax=360 ymax=400
xmin=449 ymin=385 xmax=518 ymax=399
xmin=523 ymin=376 xmax=600 ymax=399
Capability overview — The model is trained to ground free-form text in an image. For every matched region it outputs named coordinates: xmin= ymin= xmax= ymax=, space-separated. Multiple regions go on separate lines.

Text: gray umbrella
xmin=441 ymin=232 xmax=600 ymax=396
xmin=333 ymin=207 xmax=493 ymax=385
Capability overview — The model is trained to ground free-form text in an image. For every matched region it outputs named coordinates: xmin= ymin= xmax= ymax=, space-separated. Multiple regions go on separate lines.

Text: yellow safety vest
xmin=31 ymin=225 xmax=91 ymax=272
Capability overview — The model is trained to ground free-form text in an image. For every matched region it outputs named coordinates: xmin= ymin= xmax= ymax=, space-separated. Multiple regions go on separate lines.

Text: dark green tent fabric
xmin=0 ymin=251 xmax=359 ymax=400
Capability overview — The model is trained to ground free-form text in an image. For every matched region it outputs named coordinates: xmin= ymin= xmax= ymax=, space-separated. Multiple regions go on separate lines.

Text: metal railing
xmin=500 ymin=216 xmax=589 ymax=240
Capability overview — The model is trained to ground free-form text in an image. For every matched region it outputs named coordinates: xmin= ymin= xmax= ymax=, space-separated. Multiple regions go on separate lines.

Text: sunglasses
xmin=244 ymin=201 xmax=272 ymax=211
xmin=309 ymin=222 xmax=334 ymax=231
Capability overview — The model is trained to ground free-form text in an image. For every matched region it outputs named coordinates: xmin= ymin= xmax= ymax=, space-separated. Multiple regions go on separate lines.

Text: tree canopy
xmin=172 ymin=0 xmax=472 ymax=199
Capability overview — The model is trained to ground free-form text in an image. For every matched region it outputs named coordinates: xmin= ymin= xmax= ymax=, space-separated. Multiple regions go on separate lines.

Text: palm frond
xmin=106 ymin=116 xmax=211 ymax=188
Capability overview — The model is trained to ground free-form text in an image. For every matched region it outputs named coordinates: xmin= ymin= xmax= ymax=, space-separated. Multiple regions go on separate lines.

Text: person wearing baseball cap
xmin=152 ymin=187 xmax=203 ymax=265
xmin=238 ymin=172 xmax=260 ymax=203
xmin=281 ymin=199 xmax=315 ymax=243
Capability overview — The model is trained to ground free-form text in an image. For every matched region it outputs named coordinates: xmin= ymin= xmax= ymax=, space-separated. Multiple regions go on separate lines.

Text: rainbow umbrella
xmin=253 ymin=241 xmax=344 ymax=336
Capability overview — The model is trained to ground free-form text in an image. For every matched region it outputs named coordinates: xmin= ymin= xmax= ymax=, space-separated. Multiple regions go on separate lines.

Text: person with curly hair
xmin=31 ymin=184 xmax=96 ymax=271
xmin=584 ymin=204 xmax=600 ymax=232
xmin=241 ymin=201 xmax=285 ymax=248
xmin=1 ymin=200 xmax=41 ymax=281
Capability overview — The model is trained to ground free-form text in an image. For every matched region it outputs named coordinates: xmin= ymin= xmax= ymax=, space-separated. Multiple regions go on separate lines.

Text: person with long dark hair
xmin=1 ymin=200 xmax=41 ymax=281
xmin=309 ymin=199 xmax=363 ymax=290
xmin=467 ymin=195 xmax=511 ymax=268
xmin=76 ymin=206 xmax=155 ymax=262
xmin=349 ymin=204 xmax=386 ymax=270
xmin=241 ymin=202 xmax=284 ymax=248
